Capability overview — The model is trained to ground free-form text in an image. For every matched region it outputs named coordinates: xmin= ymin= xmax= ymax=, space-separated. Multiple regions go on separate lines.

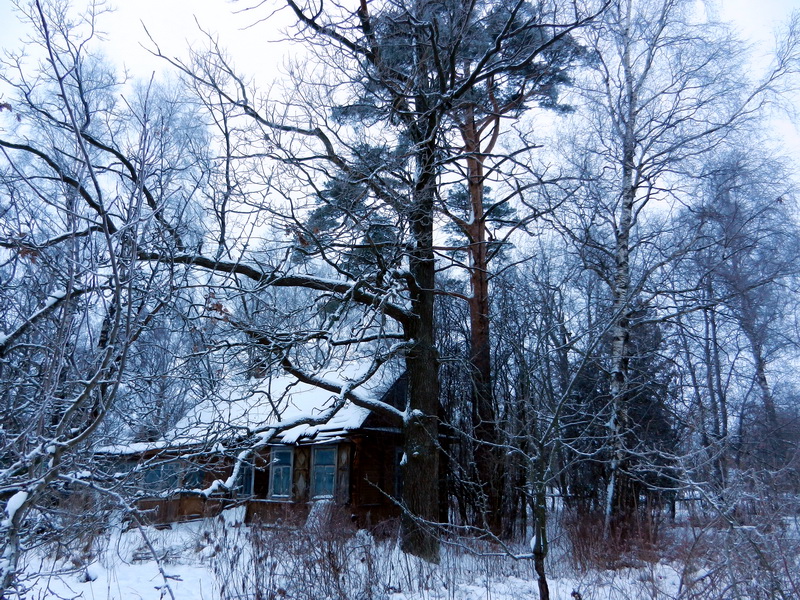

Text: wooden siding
xmin=135 ymin=434 xmax=402 ymax=528
xmin=138 ymin=495 xmax=229 ymax=524
xmin=293 ymin=445 xmax=311 ymax=501
xmin=349 ymin=434 xmax=401 ymax=526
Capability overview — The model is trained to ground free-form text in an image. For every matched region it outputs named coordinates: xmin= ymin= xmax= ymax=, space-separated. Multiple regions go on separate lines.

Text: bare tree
xmin=679 ymin=149 xmax=800 ymax=475
xmin=0 ymin=1 xmax=206 ymax=593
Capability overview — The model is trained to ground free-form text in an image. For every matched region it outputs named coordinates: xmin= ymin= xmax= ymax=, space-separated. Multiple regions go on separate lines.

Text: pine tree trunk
xmin=400 ymin=133 xmax=441 ymax=562
xmin=462 ymin=113 xmax=504 ymax=537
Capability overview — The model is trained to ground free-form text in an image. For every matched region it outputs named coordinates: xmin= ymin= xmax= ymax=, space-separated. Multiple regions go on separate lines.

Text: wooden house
xmin=108 ymin=373 xmax=407 ymax=529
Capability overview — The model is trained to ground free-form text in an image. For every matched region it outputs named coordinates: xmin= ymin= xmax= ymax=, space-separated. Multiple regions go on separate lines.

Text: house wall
xmin=134 ymin=433 xmax=402 ymax=528
xmin=293 ymin=445 xmax=310 ymax=501
xmin=336 ymin=444 xmax=350 ymax=503
xmin=138 ymin=495 xmax=229 ymax=524
xmin=245 ymin=498 xmax=310 ymax=525
xmin=349 ymin=434 xmax=402 ymax=527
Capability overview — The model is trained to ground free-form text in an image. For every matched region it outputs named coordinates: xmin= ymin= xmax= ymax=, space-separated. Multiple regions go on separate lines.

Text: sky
xmin=0 ymin=1 xmax=291 ymax=86
xmin=2 ymin=0 xmax=799 ymax=73
xmin=1 ymin=0 xmax=799 ymax=144
xmin=98 ymin=0 xmax=296 ymax=84
xmin=723 ymin=0 xmax=800 ymax=41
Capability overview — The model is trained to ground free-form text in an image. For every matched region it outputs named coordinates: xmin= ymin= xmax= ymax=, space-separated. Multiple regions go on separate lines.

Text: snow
xmin=165 ymin=371 xmax=386 ymax=447
xmin=36 ymin=558 xmax=215 ymax=600
xmin=304 ymin=498 xmax=335 ymax=530
xmin=405 ymin=409 xmax=425 ymax=423
xmin=0 ymin=290 xmax=68 ymax=350
xmin=96 ymin=440 xmax=170 ymax=456
xmin=97 ymin=368 xmax=399 ymax=457
xmin=2 ymin=491 xmax=28 ymax=527
xmin=20 ymin=514 xmax=688 ymax=600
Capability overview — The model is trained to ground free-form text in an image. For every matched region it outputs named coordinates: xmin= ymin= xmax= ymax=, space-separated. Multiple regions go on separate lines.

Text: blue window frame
xmin=143 ymin=461 xmax=179 ymax=492
xmin=270 ymin=448 xmax=293 ymax=499
xmin=236 ymin=460 xmax=254 ymax=496
xmin=183 ymin=468 xmax=206 ymax=489
xmin=312 ymin=447 xmax=336 ymax=499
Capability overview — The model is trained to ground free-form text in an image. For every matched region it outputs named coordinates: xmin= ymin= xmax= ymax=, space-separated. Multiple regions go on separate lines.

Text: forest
xmin=1 ymin=0 xmax=800 ymax=598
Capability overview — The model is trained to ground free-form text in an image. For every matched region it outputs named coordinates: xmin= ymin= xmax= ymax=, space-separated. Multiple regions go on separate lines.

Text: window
xmin=269 ymin=448 xmax=293 ymax=499
xmin=312 ymin=447 xmax=336 ymax=498
xmin=183 ymin=467 xmax=206 ymax=489
xmin=143 ymin=461 xmax=179 ymax=492
xmin=235 ymin=460 xmax=254 ymax=496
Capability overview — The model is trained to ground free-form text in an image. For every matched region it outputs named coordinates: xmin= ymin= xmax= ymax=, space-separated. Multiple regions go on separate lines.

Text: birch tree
xmin=679 ymin=150 xmax=800 ymax=475
xmin=557 ymin=0 xmax=798 ymax=535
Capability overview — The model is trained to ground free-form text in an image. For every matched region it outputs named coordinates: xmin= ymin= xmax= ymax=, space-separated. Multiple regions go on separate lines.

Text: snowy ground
xmin=24 ymin=557 xmax=685 ymax=600
xmin=18 ymin=509 xmax=691 ymax=600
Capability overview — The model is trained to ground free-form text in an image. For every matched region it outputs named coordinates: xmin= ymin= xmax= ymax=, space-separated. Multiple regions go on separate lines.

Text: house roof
xmin=172 ymin=373 xmax=375 ymax=445
xmin=99 ymin=367 xmax=402 ymax=455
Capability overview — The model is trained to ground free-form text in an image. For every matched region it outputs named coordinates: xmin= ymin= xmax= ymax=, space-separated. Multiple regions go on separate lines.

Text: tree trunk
xmin=461 ymin=111 xmax=504 ymax=537
xmin=703 ymin=288 xmax=730 ymax=490
xmin=531 ymin=478 xmax=550 ymax=600
xmin=0 ymin=492 xmax=27 ymax=596
xmin=400 ymin=133 xmax=441 ymax=561
xmin=604 ymin=0 xmax=637 ymax=538
xmin=749 ymin=337 xmax=778 ymax=432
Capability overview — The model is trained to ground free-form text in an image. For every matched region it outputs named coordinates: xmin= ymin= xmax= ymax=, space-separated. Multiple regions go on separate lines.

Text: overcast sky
xmin=2 ymin=1 xmax=799 ymax=72
xmin=2 ymin=0 xmax=799 ymax=146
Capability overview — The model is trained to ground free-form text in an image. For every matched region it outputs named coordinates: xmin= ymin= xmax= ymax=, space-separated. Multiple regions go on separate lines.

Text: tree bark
xmin=460 ymin=112 xmax=504 ymax=536
xmin=399 ymin=118 xmax=441 ymax=560
xmin=604 ymin=0 xmax=638 ymax=538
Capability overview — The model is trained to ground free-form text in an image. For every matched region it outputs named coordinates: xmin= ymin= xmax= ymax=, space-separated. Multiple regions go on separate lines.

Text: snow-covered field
xmin=18 ymin=507 xmax=695 ymax=600
xmin=22 ymin=559 xmax=683 ymax=600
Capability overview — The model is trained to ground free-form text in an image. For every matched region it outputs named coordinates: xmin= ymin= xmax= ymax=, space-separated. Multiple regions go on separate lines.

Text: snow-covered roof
xmin=170 ymin=373 xmax=376 ymax=445
xmin=99 ymin=367 xmax=401 ymax=455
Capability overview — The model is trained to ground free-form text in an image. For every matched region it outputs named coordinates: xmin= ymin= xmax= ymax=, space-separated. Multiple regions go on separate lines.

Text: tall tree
xmin=141 ymin=0 xmax=606 ymax=557
xmin=432 ymin=1 xmax=585 ymax=535
xmin=681 ymin=150 xmax=800 ymax=471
